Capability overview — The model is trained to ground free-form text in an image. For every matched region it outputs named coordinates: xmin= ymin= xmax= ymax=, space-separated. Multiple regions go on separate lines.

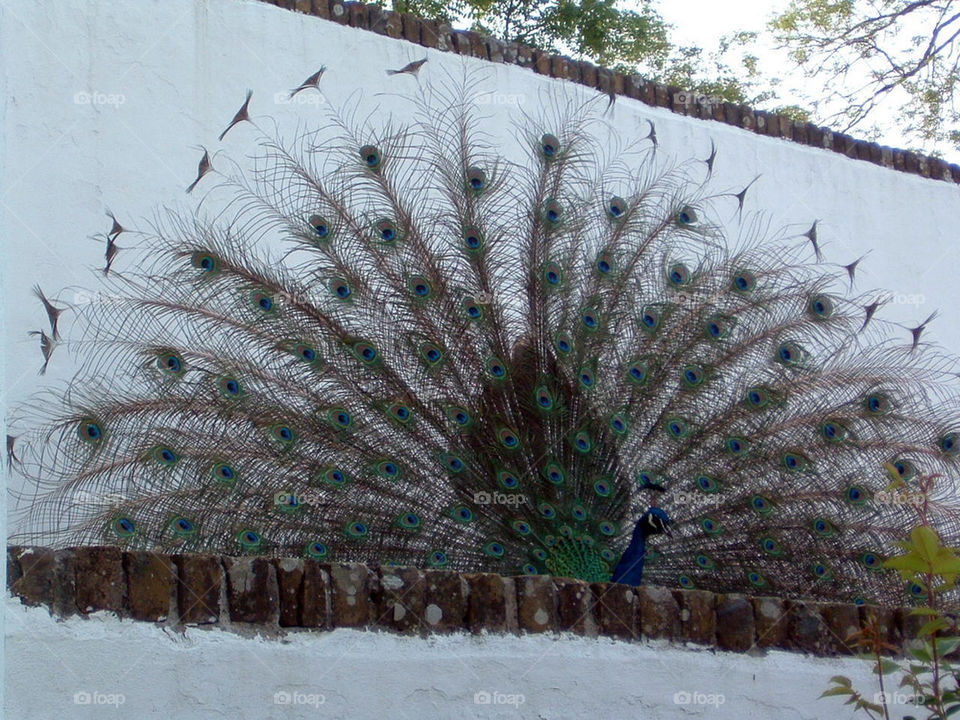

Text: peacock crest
xmin=11 ymin=67 xmax=960 ymax=608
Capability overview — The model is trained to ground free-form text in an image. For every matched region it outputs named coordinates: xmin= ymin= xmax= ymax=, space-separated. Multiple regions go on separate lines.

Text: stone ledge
xmin=6 ymin=545 xmax=918 ymax=657
xmin=254 ymin=0 xmax=959 ymax=185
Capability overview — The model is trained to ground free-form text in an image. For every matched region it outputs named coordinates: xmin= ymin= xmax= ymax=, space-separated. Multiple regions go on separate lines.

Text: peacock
xmin=12 ymin=69 xmax=960 ymax=608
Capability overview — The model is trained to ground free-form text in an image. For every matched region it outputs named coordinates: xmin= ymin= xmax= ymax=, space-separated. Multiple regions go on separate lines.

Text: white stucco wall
xmin=5 ymin=596 xmax=924 ymax=719
xmin=2 ymin=0 xmax=958 ymax=717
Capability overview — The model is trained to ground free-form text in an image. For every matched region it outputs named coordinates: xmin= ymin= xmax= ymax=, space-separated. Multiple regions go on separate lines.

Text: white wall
xmin=2 ymin=1 xmax=957 ymax=716
xmin=5 ymin=596 xmax=923 ymax=719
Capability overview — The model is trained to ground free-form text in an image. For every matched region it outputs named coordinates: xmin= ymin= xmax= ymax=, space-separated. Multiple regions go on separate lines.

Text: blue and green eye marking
xmin=776 ymin=341 xmax=806 ymax=367
xmin=808 ymin=294 xmax=834 ymax=319
xmin=112 ymin=516 xmax=137 ymax=538
xmin=485 ymin=355 xmax=508 ymax=379
xmin=696 ymin=474 xmax=721 ymax=494
xmin=543 ymin=198 xmax=563 ymax=225
xmin=373 ymin=218 xmax=400 ymax=244
xmin=498 ymin=468 xmax=520 ymax=489
xmin=305 ymin=541 xmax=328 ymax=560
xmin=940 ymin=432 xmax=960 ymax=456
xmin=344 ymin=521 xmax=369 ymax=540
xmin=192 ymin=250 xmax=221 ymax=274
xmin=864 ymin=392 xmax=891 ymax=415
xmin=700 ymin=517 xmax=722 ymax=534
xmin=540 ymin=133 xmax=560 ymax=160
xmin=317 ymin=466 xmax=349 ymax=488
xmin=595 ymin=251 xmax=616 ymax=275
xmin=420 ymin=342 xmax=445 ymax=367
xmin=666 ymin=263 xmax=691 ymax=287
xmin=606 ymin=197 xmax=627 ymax=220
xmin=451 ymin=505 xmax=474 ymax=523
xmin=725 ymin=436 xmax=750 ymax=455
xmin=250 ymin=290 xmax=275 ymax=313
xmin=387 ymin=402 xmax=413 ymax=425
xmin=640 ymin=306 xmax=663 ymax=333
xmin=811 ymin=562 xmax=833 ymax=581
xmin=681 ymin=364 xmax=706 ymax=389
xmin=542 ymin=462 xmax=565 ymax=485
xmin=625 ymin=357 xmax=651 ymax=385
xmin=151 ymin=445 xmax=179 ymax=467
xmin=375 ymin=459 xmax=402 ymax=480
xmin=293 ymin=342 xmax=319 ymax=363
xmin=819 ymin=419 xmax=848 ymax=443
xmin=211 ymin=462 xmax=238 ymax=487
xmin=170 ymin=516 xmax=197 ymax=537
xmin=428 ymin=550 xmax=449 ymax=567
xmin=407 ymin=275 xmax=433 ymax=300
xmin=581 ymin=307 xmax=601 ymax=331
xmin=236 ymin=529 xmax=263 ymax=551
xmin=445 ymin=405 xmax=473 ymax=429
xmin=461 ymin=225 xmax=485 ymax=253
xmin=760 ymin=536 xmax=783 ymax=557
xmin=157 ymin=350 xmax=186 ymax=376
xmin=704 ymin=314 xmax=734 ymax=340
xmin=78 ymin=418 xmax=105 ymax=445
xmin=351 ymin=340 xmax=381 ymax=366
xmin=269 ymin=424 xmax=297 ymax=447
xmin=675 ymin=206 xmax=698 ymax=226
xmin=731 ymin=270 xmax=756 ymax=293
xmin=326 ymin=407 xmax=354 ymax=431
xmin=781 ymin=451 xmax=808 ymax=473
xmin=360 ymin=144 xmax=382 ymax=170
xmin=665 ymin=417 xmax=692 ymax=439
xmin=466 ymin=166 xmax=487 ymax=193
xmin=860 ymin=552 xmax=883 ymax=571
xmin=750 ymin=494 xmax=773 ymax=515
xmin=811 ymin=517 xmax=836 ymax=537
xmin=308 ymin=214 xmax=332 ymax=242
xmin=396 ymin=512 xmax=422 ymax=532
xmin=845 ymin=485 xmax=869 ymax=505
xmin=217 ymin=375 xmax=244 ymax=398
xmin=554 ymin=332 xmax=573 ymax=355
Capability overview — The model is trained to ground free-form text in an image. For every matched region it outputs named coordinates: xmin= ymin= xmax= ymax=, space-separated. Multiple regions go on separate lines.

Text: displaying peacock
xmin=12 ymin=69 xmax=960 ymax=608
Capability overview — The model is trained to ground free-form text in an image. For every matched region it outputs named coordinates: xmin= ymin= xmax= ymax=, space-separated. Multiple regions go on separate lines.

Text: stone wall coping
xmin=7 ymin=545 xmax=930 ymax=657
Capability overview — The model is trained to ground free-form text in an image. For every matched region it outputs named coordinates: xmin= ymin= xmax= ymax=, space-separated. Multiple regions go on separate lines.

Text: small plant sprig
xmin=821 ymin=471 xmax=960 ymax=720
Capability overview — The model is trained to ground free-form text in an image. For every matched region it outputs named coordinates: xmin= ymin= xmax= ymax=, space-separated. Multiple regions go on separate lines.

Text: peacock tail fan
xmin=11 ymin=68 xmax=960 ymax=607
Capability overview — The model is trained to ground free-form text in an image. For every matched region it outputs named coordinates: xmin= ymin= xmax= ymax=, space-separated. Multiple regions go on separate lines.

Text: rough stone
xmin=74 ymin=546 xmax=124 ymax=615
xmin=716 ymin=594 xmax=755 ymax=652
xmin=674 ymin=589 xmax=716 ymax=645
xmin=787 ymin=601 xmax=831 ymax=654
xmin=274 ymin=557 xmax=305 ymax=627
xmin=822 ymin=603 xmax=861 ymax=654
xmin=224 ymin=556 xmax=278 ymax=623
xmin=592 ymin=582 xmax=638 ymax=641
xmin=327 ymin=562 xmax=375 ymax=628
xmin=301 ymin=560 xmax=330 ymax=628
xmin=375 ymin=566 xmax=425 ymax=634
xmin=124 ymin=551 xmax=175 ymax=622
xmin=516 ymin=575 xmax=558 ymax=634
xmin=638 ymin=585 xmax=680 ymax=640
xmin=424 ymin=570 xmax=468 ymax=632
xmin=554 ymin=578 xmax=597 ymax=637
xmin=465 ymin=573 xmax=517 ymax=633
xmin=752 ymin=596 xmax=789 ymax=648
xmin=174 ymin=554 xmax=222 ymax=625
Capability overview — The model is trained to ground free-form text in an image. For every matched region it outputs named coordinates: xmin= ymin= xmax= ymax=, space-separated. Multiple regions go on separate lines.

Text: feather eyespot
xmin=236 ymin=529 xmax=262 ymax=551
xmin=731 ymin=270 xmax=756 ymax=292
xmin=607 ymin=196 xmax=627 ymax=220
xmin=407 ymin=275 xmax=432 ymax=299
xmin=345 ymin=521 xmax=369 ymax=539
xmin=572 ymin=430 xmax=593 ymax=453
xmin=352 ymin=340 xmax=380 ymax=366
xmin=543 ymin=198 xmax=563 ymax=225
xmin=666 ymin=418 xmax=692 ymax=439
xmin=373 ymin=218 xmax=399 ymax=244
xmin=781 ymin=451 xmax=808 ymax=472
xmin=555 ymin=332 xmax=573 ymax=355
xmin=581 ymin=307 xmax=601 ymax=331
xmin=667 ymin=263 xmax=690 ymax=287
xmin=485 ymin=355 xmax=507 ymax=378
xmin=864 ymin=392 xmax=891 ymax=415
xmin=112 ymin=516 xmax=137 ymax=538
xmin=461 ymin=226 xmax=484 ymax=253
xmin=675 ymin=206 xmax=698 ymax=226
xmin=543 ymin=261 xmax=564 ymax=287
xmin=211 ymin=462 xmax=237 ymax=486
xmin=593 ymin=479 xmax=611 ymax=497
xmin=463 ymin=297 xmax=485 ymax=320
xmin=294 ymin=343 xmax=318 ymax=363
xmin=305 ymin=542 xmax=328 ymax=560
xmin=151 ymin=446 xmax=179 ymax=467
xmin=940 ymin=433 xmax=960 ymax=456
xmin=704 ymin=314 xmax=734 ymax=340
xmin=191 ymin=251 xmax=220 ymax=274
xmin=397 ymin=512 xmax=421 ymax=531
xmin=483 ymin=541 xmax=505 ymax=558
xmin=359 ymin=144 xmax=382 ymax=170
xmin=157 ymin=351 xmax=185 ymax=375
xmin=466 ymin=166 xmax=487 ymax=193
xmin=250 ymin=290 xmax=274 ymax=313
xmin=217 ymin=376 xmax=243 ymax=397
xmin=78 ymin=418 xmax=105 ymax=445
xmin=808 ymin=294 xmax=834 ymax=319
xmin=540 ymin=133 xmax=560 ymax=159
xmin=498 ymin=470 xmax=520 ymax=489
xmin=308 ymin=214 xmax=332 ymax=241
xmin=697 ymin=474 xmax=721 ymax=493
xmin=543 ymin=463 xmax=564 ymax=485
xmin=171 ymin=516 xmax=197 ymax=537
xmin=420 ymin=342 xmax=444 ymax=367
xmin=428 ymin=550 xmax=449 ymax=567
xmin=451 ymin=506 xmax=474 ymax=523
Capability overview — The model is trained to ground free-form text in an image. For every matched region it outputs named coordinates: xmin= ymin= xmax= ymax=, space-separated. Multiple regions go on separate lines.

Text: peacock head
xmin=640 ymin=507 xmax=672 ymax=537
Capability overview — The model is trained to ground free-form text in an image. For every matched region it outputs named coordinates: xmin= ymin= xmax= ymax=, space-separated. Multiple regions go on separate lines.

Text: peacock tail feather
xmin=12 ymin=70 xmax=960 ymax=607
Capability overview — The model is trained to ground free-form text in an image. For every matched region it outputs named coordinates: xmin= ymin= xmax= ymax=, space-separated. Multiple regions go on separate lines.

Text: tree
xmin=387 ymin=0 xmax=780 ymax=107
xmin=772 ymin=0 xmax=960 ymax=153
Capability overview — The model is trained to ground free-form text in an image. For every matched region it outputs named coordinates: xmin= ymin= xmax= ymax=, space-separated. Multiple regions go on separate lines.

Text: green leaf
xmin=937 ymin=637 xmax=960 ymax=656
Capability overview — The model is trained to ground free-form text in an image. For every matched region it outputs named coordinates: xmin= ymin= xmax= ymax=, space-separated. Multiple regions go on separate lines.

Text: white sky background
xmin=652 ymin=0 xmax=957 ymax=162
